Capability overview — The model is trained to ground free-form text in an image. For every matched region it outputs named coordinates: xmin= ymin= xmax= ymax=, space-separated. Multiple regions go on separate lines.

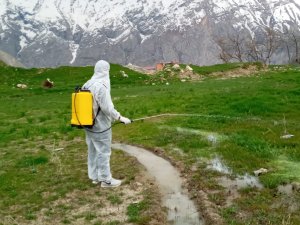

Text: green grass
xmin=127 ymin=201 xmax=149 ymax=223
xmin=126 ymin=190 xmax=160 ymax=225
xmin=107 ymin=194 xmax=123 ymax=205
xmin=0 ymin=60 xmax=8 ymax=67
xmin=190 ymin=62 xmax=264 ymax=76
xmin=190 ymin=63 xmax=242 ymax=75
xmin=112 ymin=64 xmax=300 ymax=223
xmin=0 ymin=62 xmax=300 ymax=224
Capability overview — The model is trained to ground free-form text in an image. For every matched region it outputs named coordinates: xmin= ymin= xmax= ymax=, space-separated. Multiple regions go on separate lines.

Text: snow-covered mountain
xmin=0 ymin=0 xmax=299 ymax=67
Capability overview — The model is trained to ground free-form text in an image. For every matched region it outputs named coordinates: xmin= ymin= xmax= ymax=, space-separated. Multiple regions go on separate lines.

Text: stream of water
xmin=112 ymin=143 xmax=203 ymax=225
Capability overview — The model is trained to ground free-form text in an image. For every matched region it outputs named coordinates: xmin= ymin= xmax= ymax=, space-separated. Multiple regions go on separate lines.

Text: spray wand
xmin=130 ymin=113 xmax=252 ymax=122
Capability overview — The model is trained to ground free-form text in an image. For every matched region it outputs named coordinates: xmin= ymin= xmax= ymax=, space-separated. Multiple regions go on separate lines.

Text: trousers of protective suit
xmin=85 ymin=129 xmax=112 ymax=182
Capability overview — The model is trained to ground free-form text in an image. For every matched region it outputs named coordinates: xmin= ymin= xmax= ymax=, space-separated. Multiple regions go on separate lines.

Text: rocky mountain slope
xmin=0 ymin=50 xmax=24 ymax=67
xmin=0 ymin=0 xmax=299 ymax=67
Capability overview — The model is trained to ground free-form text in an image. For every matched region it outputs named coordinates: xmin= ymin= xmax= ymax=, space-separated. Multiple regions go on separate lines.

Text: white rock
xmin=253 ymin=168 xmax=268 ymax=176
xmin=172 ymin=64 xmax=180 ymax=69
xmin=47 ymin=78 xmax=54 ymax=84
xmin=136 ymin=182 xmax=143 ymax=186
xmin=17 ymin=84 xmax=27 ymax=89
xmin=120 ymin=70 xmax=128 ymax=78
xmin=280 ymin=134 xmax=294 ymax=139
xmin=43 ymin=79 xmax=54 ymax=88
xmin=186 ymin=65 xmax=193 ymax=71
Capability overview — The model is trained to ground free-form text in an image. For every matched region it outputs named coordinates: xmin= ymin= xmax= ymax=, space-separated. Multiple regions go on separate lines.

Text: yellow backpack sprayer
xmin=71 ymin=87 xmax=95 ymax=128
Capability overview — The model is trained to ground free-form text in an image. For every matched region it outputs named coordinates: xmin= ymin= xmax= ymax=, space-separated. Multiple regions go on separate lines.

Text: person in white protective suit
xmin=82 ymin=60 xmax=131 ymax=188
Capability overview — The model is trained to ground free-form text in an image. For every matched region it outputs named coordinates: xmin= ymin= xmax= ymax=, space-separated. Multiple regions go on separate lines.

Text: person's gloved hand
xmin=119 ymin=116 xmax=131 ymax=124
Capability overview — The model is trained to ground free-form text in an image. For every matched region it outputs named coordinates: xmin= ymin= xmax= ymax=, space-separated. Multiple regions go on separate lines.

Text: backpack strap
xmin=93 ymin=107 xmax=101 ymax=126
xmin=84 ymin=82 xmax=108 ymax=126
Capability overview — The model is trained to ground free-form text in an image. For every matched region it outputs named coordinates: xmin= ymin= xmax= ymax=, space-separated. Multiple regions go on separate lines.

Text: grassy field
xmin=0 ymin=64 xmax=166 ymax=225
xmin=0 ymin=61 xmax=300 ymax=224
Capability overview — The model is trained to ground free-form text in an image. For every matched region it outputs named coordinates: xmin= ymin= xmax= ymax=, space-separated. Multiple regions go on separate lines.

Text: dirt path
xmin=112 ymin=143 xmax=204 ymax=225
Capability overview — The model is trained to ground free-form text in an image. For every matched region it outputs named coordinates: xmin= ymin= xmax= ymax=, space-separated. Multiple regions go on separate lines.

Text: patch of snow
xmin=2 ymin=0 xmax=203 ymax=34
xmin=19 ymin=36 xmax=27 ymax=52
xmin=244 ymin=21 xmax=255 ymax=38
xmin=69 ymin=42 xmax=79 ymax=64
xmin=35 ymin=1 xmax=61 ymax=22
xmin=0 ymin=1 xmax=7 ymax=17
xmin=20 ymin=27 xmax=36 ymax=39
xmin=140 ymin=33 xmax=151 ymax=43
xmin=8 ymin=0 xmax=37 ymax=12
xmin=213 ymin=0 xmax=300 ymax=28
xmin=109 ymin=28 xmax=132 ymax=43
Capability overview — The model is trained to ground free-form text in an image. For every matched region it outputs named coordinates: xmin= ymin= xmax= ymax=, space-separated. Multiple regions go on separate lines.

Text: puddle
xmin=112 ymin=143 xmax=203 ymax=225
xmin=207 ymin=157 xmax=232 ymax=174
xmin=207 ymin=156 xmax=263 ymax=205
xmin=218 ymin=174 xmax=263 ymax=190
xmin=278 ymin=184 xmax=293 ymax=195
xmin=274 ymin=184 xmax=300 ymax=213
xmin=216 ymin=172 xmax=263 ymax=206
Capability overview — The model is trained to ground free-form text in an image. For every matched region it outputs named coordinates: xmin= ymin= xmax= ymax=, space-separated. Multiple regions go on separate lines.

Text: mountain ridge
xmin=0 ymin=0 xmax=299 ymax=67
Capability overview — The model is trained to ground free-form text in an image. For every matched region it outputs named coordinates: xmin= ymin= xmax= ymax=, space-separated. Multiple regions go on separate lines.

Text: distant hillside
xmin=0 ymin=50 xmax=25 ymax=68
xmin=0 ymin=0 xmax=299 ymax=67
xmin=0 ymin=60 xmax=6 ymax=66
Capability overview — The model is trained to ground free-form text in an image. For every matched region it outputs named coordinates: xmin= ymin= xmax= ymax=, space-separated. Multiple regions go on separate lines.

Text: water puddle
xmin=277 ymin=184 xmax=293 ymax=195
xmin=217 ymin=174 xmax=263 ymax=190
xmin=112 ymin=143 xmax=203 ymax=225
xmin=207 ymin=156 xmax=263 ymax=206
xmin=207 ymin=157 xmax=232 ymax=174
xmin=275 ymin=184 xmax=300 ymax=212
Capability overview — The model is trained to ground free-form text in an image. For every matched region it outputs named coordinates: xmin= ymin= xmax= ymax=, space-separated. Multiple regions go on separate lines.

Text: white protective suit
xmin=82 ymin=60 xmax=122 ymax=182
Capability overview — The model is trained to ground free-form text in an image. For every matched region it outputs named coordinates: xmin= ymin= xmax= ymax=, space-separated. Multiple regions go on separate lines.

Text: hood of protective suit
xmin=89 ymin=60 xmax=111 ymax=89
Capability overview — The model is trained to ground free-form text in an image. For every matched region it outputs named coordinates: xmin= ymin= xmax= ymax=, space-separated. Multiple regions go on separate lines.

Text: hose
xmin=131 ymin=113 xmax=261 ymax=122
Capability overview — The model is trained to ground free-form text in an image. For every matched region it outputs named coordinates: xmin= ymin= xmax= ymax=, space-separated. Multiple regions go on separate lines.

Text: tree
xmin=216 ymin=25 xmax=281 ymax=65
xmin=216 ymin=29 xmax=247 ymax=63
xmin=247 ymin=26 xmax=281 ymax=64
xmin=280 ymin=24 xmax=300 ymax=64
